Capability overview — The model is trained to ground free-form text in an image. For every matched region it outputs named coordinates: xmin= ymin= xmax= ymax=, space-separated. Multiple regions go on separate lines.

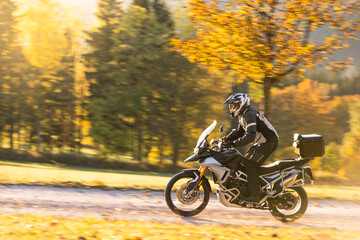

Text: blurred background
xmin=0 ymin=0 xmax=359 ymax=186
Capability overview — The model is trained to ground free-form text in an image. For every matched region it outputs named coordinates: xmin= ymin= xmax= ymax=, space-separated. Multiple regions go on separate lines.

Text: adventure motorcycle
xmin=165 ymin=121 xmax=324 ymax=222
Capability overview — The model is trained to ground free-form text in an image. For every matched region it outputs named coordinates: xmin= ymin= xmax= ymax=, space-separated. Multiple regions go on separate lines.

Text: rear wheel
xmin=268 ymin=186 xmax=308 ymax=222
xmin=165 ymin=172 xmax=210 ymax=217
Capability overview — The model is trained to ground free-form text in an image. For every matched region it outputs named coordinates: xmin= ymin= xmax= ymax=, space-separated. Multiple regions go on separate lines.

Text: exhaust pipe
xmin=281 ymin=173 xmax=299 ymax=187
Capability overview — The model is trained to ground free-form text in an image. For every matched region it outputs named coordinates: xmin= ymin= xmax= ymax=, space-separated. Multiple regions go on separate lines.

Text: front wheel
xmin=165 ymin=171 xmax=210 ymax=217
xmin=268 ymin=186 xmax=308 ymax=222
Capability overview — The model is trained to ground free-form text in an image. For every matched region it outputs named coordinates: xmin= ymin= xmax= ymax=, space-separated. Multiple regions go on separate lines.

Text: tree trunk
xmin=0 ymin=131 xmax=2 ymax=148
xmin=136 ymin=113 xmax=142 ymax=161
xmin=172 ymin=144 xmax=178 ymax=166
xmin=76 ymin=118 xmax=82 ymax=153
xmin=76 ymin=80 xmax=85 ymax=153
xmin=144 ymin=139 xmax=152 ymax=162
xmin=17 ymin=125 xmax=21 ymax=149
xmin=263 ymin=79 xmax=273 ymax=119
xmin=36 ymin=115 xmax=41 ymax=152
xmin=9 ymin=123 xmax=14 ymax=150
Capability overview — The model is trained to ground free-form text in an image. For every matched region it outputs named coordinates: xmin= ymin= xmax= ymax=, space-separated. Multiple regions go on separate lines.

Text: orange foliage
xmin=171 ymin=0 xmax=360 ymax=82
xmin=272 ymin=79 xmax=360 ymax=148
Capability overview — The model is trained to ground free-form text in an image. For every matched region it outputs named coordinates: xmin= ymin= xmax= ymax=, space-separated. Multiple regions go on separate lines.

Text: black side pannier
xmin=293 ymin=134 xmax=325 ymax=158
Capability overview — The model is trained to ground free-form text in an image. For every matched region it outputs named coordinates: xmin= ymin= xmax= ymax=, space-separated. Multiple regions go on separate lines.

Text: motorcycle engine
xmin=225 ymin=178 xmax=248 ymax=197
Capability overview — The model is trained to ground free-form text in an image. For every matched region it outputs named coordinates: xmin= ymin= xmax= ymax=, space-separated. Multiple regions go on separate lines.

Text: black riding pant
xmin=243 ymin=139 xmax=278 ymax=197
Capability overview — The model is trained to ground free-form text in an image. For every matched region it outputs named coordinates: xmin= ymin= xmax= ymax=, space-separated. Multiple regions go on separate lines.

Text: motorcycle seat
xmin=259 ymin=158 xmax=308 ymax=175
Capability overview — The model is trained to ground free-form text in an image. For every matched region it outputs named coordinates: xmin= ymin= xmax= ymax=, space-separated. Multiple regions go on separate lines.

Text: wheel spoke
xmin=170 ymin=177 xmax=205 ymax=211
xmin=165 ymin=172 xmax=210 ymax=217
xmin=268 ymin=186 xmax=308 ymax=222
xmin=275 ymin=190 xmax=301 ymax=215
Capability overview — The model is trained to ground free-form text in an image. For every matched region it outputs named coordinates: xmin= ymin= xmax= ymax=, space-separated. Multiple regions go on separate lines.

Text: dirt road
xmin=0 ymin=185 xmax=359 ymax=230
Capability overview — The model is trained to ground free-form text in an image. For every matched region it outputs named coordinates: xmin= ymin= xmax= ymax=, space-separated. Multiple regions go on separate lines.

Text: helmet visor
xmin=229 ymin=102 xmax=240 ymax=113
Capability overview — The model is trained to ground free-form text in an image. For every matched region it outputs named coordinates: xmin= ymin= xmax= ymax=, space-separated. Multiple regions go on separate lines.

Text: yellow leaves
xmin=81 ymin=120 xmax=91 ymax=129
xmin=0 ymin=213 xmax=358 ymax=239
xmin=2 ymin=84 xmax=10 ymax=89
xmin=259 ymin=7 xmax=268 ymax=13
xmin=40 ymin=81 xmax=51 ymax=88
xmin=338 ymin=169 xmax=346 ymax=176
xmin=27 ymin=81 xmax=35 ymax=88
xmin=297 ymin=68 xmax=306 ymax=78
xmin=187 ymin=55 xmax=198 ymax=63
xmin=173 ymin=0 xmax=358 ymax=85
xmin=17 ymin=0 xmax=78 ymax=72
xmin=297 ymin=73 xmax=305 ymax=78
xmin=169 ymin=38 xmax=182 ymax=48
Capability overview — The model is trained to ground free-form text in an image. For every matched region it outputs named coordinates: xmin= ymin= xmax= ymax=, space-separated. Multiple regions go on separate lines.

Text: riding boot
xmin=243 ymin=160 xmax=261 ymax=203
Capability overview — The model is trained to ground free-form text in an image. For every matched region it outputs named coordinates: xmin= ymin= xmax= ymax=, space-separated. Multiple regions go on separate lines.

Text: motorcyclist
xmin=223 ymin=93 xmax=279 ymax=203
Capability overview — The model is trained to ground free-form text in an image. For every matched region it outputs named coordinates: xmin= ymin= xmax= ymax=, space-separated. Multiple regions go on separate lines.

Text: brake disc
xmin=176 ymin=183 xmax=200 ymax=205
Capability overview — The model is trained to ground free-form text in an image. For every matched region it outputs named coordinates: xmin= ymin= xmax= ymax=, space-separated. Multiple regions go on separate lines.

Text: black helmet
xmin=224 ymin=93 xmax=251 ymax=117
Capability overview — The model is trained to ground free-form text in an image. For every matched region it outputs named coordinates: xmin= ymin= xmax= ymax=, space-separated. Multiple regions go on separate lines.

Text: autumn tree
xmin=0 ymin=0 xmax=28 ymax=149
xmin=340 ymin=101 xmax=360 ymax=180
xmin=271 ymin=79 xmax=334 ymax=149
xmin=0 ymin=0 xmax=16 ymax=142
xmin=321 ymin=142 xmax=341 ymax=172
xmin=0 ymin=0 xmax=17 ymax=74
xmin=18 ymin=0 xmax=81 ymax=151
xmin=171 ymin=0 xmax=360 ymax=117
xmin=271 ymin=78 xmax=360 ymax=174
xmin=43 ymin=31 xmax=77 ymax=150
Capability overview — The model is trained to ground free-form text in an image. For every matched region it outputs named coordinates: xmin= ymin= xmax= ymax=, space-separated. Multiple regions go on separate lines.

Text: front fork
xmin=186 ymin=166 xmax=208 ymax=194
xmin=197 ymin=166 xmax=208 ymax=187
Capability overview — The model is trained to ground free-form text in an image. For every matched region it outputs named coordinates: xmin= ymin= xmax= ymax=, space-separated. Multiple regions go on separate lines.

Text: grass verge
xmin=0 ymin=161 xmax=171 ymax=190
xmin=0 ymin=160 xmax=359 ymax=202
xmin=0 ymin=214 xmax=358 ymax=240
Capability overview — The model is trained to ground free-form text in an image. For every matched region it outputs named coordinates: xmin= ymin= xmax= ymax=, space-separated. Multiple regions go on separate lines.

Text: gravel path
xmin=0 ymin=185 xmax=359 ymax=230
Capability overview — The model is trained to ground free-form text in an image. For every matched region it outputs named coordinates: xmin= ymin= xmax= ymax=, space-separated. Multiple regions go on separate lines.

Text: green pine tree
xmin=109 ymin=5 xmax=169 ymax=159
xmin=86 ymin=0 xmax=226 ymax=165
xmin=84 ymin=0 xmax=123 ymax=154
xmin=43 ymin=30 xmax=77 ymax=150
xmin=84 ymin=0 xmax=122 ymax=98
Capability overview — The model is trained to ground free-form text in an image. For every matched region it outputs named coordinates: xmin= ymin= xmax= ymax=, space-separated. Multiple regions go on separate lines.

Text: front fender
xmin=182 ymin=169 xmax=212 ymax=193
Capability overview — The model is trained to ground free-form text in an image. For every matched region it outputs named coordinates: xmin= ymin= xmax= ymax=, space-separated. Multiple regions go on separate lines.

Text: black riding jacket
xmin=226 ymin=106 xmax=279 ymax=147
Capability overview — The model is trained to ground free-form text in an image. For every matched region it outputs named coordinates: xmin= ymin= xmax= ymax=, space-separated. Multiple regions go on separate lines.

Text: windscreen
xmin=195 ymin=120 xmax=217 ymax=149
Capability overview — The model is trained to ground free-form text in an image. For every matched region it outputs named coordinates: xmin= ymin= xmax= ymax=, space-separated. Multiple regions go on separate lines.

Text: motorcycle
xmin=165 ymin=120 xmax=324 ymax=222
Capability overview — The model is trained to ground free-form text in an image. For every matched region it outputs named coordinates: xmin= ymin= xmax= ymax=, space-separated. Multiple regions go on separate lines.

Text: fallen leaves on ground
xmin=0 ymin=214 xmax=357 ymax=240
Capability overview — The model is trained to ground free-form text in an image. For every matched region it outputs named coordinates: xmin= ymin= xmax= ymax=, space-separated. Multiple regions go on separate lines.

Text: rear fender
xmin=182 ymin=169 xmax=212 ymax=193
